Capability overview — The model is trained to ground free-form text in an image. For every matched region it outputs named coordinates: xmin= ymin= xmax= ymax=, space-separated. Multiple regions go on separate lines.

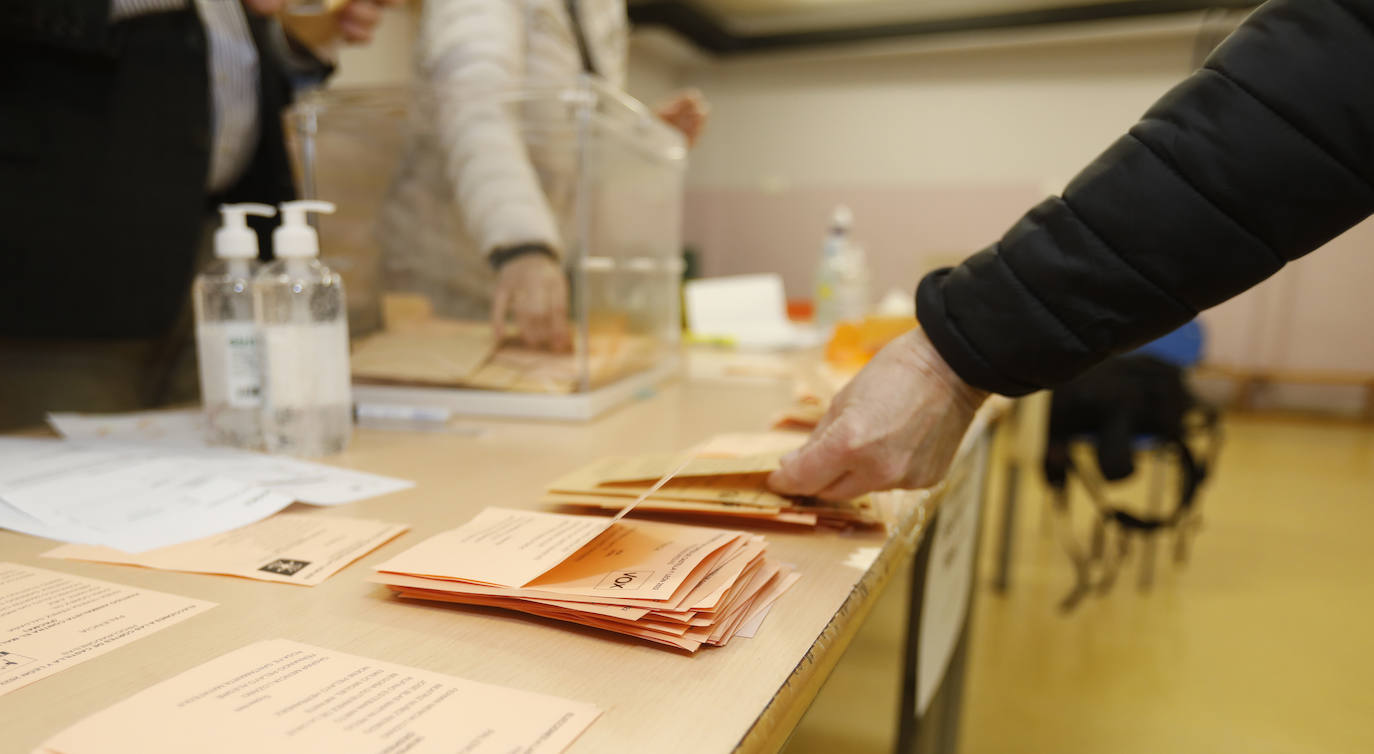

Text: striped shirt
xmin=111 ymin=0 xmax=261 ymax=193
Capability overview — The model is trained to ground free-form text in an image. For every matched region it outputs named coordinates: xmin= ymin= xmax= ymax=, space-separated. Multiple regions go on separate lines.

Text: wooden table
xmin=3 ymin=377 xmax=973 ymax=754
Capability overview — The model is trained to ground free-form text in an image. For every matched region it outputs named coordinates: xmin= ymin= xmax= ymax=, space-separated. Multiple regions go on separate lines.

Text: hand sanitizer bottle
xmin=194 ymin=203 xmax=276 ymax=448
xmin=254 ymin=200 xmax=352 ymax=456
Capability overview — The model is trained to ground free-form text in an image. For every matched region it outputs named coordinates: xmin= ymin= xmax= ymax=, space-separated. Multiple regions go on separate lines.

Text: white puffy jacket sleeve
xmin=419 ymin=0 xmax=562 ymax=260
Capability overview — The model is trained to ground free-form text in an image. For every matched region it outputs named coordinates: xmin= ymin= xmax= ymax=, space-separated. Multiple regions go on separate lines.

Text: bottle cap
xmin=273 ymin=200 xmax=336 ymax=258
xmin=831 ymin=205 xmax=854 ymax=233
xmin=214 ymin=203 xmax=276 ymax=259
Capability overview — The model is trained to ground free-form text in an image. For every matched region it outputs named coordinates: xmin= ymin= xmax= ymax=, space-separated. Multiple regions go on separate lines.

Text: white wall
xmin=682 ymin=34 xmax=1195 ymax=191
xmin=322 ymin=10 xmax=1374 ymax=412
xmin=641 ymin=17 xmax=1374 ymax=414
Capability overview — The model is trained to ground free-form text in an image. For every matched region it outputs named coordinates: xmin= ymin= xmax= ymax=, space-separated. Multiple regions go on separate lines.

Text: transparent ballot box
xmin=287 ymin=78 xmax=686 ymax=418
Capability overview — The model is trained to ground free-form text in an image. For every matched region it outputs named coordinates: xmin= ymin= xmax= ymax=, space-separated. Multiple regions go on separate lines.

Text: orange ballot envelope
xmin=372 ymin=508 xmax=798 ymax=652
xmin=36 ymin=639 xmax=600 ymax=754
xmin=42 ymin=514 xmax=408 ymax=586
xmin=542 ymin=435 xmax=885 ymax=527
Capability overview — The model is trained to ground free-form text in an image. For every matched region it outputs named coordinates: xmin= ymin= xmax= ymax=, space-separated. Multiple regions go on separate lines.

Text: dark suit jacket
xmin=0 ymin=1 xmax=297 ymax=339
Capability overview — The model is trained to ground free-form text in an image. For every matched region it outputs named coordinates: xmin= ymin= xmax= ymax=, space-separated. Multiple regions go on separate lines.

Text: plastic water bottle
xmin=815 ymin=206 xmax=870 ymax=330
xmin=254 ymin=200 xmax=353 ymax=456
xmin=814 ymin=206 xmax=851 ymax=331
xmin=193 ymin=203 xmax=275 ymax=448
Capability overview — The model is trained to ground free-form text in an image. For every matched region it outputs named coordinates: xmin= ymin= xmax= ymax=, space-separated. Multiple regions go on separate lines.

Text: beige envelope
xmin=44 ymin=513 xmax=407 ymax=586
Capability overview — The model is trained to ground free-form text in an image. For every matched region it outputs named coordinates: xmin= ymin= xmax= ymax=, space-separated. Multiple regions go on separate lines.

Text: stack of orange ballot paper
xmin=371 ymin=507 xmax=798 ymax=652
xmin=542 ymin=433 xmax=884 ymax=527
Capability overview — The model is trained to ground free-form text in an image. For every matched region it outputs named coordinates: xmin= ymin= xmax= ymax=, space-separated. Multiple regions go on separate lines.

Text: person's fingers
xmin=338 ymin=2 xmax=381 ymax=42
xmin=338 ymin=19 xmax=375 ymax=43
xmin=516 ymin=303 xmax=541 ymax=348
xmin=548 ymin=277 xmax=572 ymax=352
xmin=767 ymin=427 xmax=850 ymax=497
xmin=490 ymin=285 xmax=510 ymax=344
xmin=814 ymin=470 xmax=879 ymax=503
xmin=340 ymin=0 xmax=382 ymax=25
xmin=525 ymin=282 xmax=554 ymax=347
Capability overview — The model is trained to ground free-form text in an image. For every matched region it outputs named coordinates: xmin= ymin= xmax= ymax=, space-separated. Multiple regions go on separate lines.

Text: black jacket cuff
xmin=916 ymin=269 xmax=1039 ymax=397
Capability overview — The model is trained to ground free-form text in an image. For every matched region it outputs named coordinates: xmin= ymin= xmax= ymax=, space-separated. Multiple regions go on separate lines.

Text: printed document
xmin=43 ymin=514 xmax=408 ymax=586
xmin=36 ymin=639 xmax=600 ymax=754
xmin=0 ymin=437 xmax=412 ymax=551
xmin=0 ymin=563 xmax=214 ymax=697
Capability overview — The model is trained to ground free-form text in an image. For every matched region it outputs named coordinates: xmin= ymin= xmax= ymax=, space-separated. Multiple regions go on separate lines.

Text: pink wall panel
xmin=684 ymin=185 xmax=1044 ymax=303
xmin=1278 ymin=217 xmax=1374 ymax=372
xmin=686 ymin=186 xmax=1374 ymax=415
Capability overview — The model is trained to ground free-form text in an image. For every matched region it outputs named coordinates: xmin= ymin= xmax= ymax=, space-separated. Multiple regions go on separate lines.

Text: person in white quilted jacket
xmin=378 ymin=0 xmax=706 ymax=350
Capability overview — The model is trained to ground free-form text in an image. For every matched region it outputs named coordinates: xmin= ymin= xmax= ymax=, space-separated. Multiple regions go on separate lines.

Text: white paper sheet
xmin=684 ymin=275 xmax=826 ymax=350
xmin=46 ymin=409 xmax=208 ymax=447
xmin=0 ymin=437 xmax=412 ymax=552
xmin=45 ymin=413 xmax=415 ymax=506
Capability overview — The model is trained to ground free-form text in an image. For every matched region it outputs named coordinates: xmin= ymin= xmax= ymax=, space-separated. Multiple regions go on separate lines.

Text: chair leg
xmin=1097 ymin=522 xmax=1126 ymax=596
xmin=1137 ymin=532 xmax=1156 ymax=592
xmin=1139 ymin=449 xmax=1167 ymax=591
xmin=1050 ymin=488 xmax=1092 ymax=612
xmin=1174 ymin=514 xmax=1201 ymax=565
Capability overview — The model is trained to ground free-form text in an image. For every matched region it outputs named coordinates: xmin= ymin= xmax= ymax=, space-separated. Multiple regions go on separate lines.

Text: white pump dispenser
xmin=254 ymin=198 xmax=352 ymax=457
xmin=271 ymin=199 xmax=335 ymax=258
xmin=194 ymin=203 xmax=277 ymax=449
xmin=214 ymin=202 xmax=276 ymax=259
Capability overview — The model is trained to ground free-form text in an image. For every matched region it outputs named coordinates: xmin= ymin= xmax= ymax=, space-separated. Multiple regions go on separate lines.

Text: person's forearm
xmin=917 ymin=0 xmax=1374 ymax=396
xmin=422 ymin=0 xmax=562 ymax=259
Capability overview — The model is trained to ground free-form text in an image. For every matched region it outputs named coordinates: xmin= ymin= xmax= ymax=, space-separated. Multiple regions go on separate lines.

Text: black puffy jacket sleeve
xmin=916 ymin=0 xmax=1374 ymax=396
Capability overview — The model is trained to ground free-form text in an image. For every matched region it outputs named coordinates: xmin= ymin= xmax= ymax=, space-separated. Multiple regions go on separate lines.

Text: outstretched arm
xmin=773 ymin=0 xmax=1374 ymax=499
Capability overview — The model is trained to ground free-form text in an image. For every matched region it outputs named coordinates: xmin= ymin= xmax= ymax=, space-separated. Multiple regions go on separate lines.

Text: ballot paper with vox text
xmin=35 ymin=639 xmax=600 ymax=754
xmin=42 ymin=514 xmax=408 ymax=586
xmin=0 ymin=563 xmax=214 ymax=697
xmin=373 ymin=508 xmax=798 ymax=652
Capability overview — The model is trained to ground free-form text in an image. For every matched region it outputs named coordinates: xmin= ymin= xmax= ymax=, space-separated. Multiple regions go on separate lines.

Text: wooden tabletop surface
xmin=3 ymin=376 xmax=946 ymax=754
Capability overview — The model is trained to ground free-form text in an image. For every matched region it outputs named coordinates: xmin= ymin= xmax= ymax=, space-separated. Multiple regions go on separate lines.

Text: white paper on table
xmin=173 ymin=445 xmax=414 ymax=506
xmin=43 ymin=414 xmax=415 ymax=506
xmin=0 ymin=563 xmax=214 ymax=697
xmin=0 ymin=437 xmax=412 ymax=552
xmin=684 ymin=275 xmax=826 ymax=350
xmin=37 ymin=639 xmax=600 ymax=754
xmin=46 ymin=409 xmax=208 ymax=448
xmin=0 ymin=439 xmax=296 ymax=552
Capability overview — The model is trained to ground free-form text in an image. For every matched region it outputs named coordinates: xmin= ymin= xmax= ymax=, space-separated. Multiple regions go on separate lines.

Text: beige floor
xmin=782 ymin=414 xmax=1374 ymax=754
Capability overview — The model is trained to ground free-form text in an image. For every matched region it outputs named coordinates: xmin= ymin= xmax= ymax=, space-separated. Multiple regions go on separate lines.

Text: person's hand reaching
xmin=768 ymin=328 xmax=989 ymax=501
xmin=655 ymin=89 xmax=710 ymax=147
xmin=246 ymin=0 xmax=403 ymax=46
xmin=492 ymin=253 xmax=572 ymax=351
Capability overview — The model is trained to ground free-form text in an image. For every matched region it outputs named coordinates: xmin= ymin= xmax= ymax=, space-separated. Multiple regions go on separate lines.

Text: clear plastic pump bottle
xmin=194 ymin=203 xmax=276 ymax=448
xmin=253 ymin=200 xmax=353 ymax=456
xmin=814 ymin=206 xmax=870 ymax=331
